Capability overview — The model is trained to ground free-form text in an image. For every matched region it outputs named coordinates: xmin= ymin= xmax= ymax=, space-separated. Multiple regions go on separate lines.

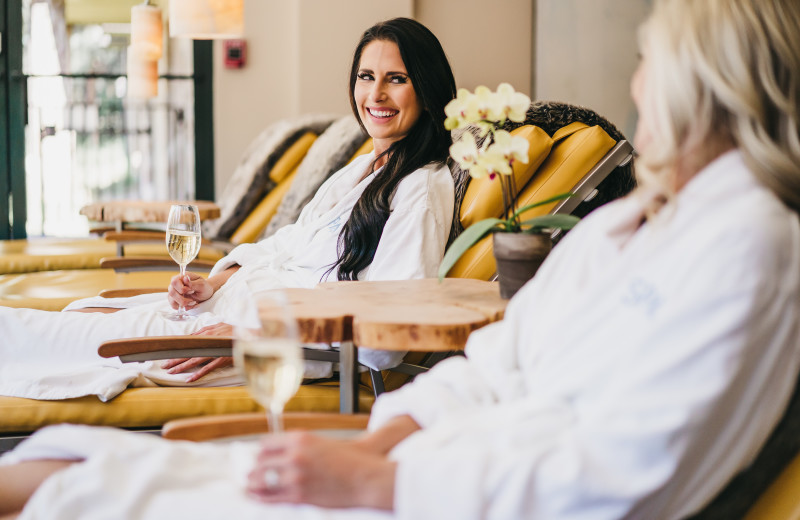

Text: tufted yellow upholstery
xmin=0 ymin=238 xmax=223 ymax=275
xmin=448 ymin=122 xmax=616 ymax=281
xmin=350 ymin=138 xmax=374 ymax=161
xmin=226 ymin=131 xmax=319 ymax=245
xmin=0 ymin=385 xmax=373 ymax=434
xmin=744 ymin=453 xmax=800 ymax=519
xmin=230 ymin=163 xmax=303 ymax=245
xmin=268 ymin=132 xmax=317 ymax=184
xmin=0 ymin=270 xmax=192 ymax=311
xmin=459 ymin=125 xmax=554 ymax=228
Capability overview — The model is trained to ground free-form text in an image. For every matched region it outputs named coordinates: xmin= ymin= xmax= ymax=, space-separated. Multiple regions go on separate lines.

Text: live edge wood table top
xmin=79 ymin=200 xmax=221 ymax=224
xmin=275 ymin=278 xmax=509 ymax=352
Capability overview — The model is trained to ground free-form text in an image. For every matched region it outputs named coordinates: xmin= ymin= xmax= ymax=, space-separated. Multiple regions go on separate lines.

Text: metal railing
xmin=23 ymin=73 xmax=195 ymax=236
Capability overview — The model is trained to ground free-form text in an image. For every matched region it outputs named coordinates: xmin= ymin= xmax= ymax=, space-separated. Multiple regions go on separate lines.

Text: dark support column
xmin=0 ymin=0 xmax=25 ymax=240
xmin=0 ymin=0 xmax=9 ymax=239
xmin=7 ymin=0 xmax=25 ymax=238
xmin=193 ymin=40 xmax=214 ymax=202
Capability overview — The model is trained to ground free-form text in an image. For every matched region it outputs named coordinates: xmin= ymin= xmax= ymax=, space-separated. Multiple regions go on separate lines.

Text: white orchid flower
xmin=495 ymin=83 xmax=530 ymax=123
xmin=449 ymin=133 xmax=480 ymax=170
xmin=473 ymin=85 xmax=499 ymax=121
xmin=478 ymin=147 xmax=513 ymax=178
xmin=444 ymin=89 xmax=472 ymax=129
xmin=490 ymin=130 xmax=530 ymax=166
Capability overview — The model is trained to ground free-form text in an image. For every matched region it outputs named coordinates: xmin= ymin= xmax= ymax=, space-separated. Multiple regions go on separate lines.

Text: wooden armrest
xmin=98 ymin=287 xmax=165 ymax=298
xmin=98 ymin=335 xmax=343 ymax=364
xmin=98 ymin=335 xmax=234 ymax=361
xmin=90 ymin=226 xmax=117 ymax=235
xmin=162 ymin=412 xmax=370 ymax=441
xmin=103 ymin=230 xmax=216 ymax=246
xmin=102 ymin=230 xmax=165 ymax=242
xmin=99 ymin=257 xmax=217 ymax=271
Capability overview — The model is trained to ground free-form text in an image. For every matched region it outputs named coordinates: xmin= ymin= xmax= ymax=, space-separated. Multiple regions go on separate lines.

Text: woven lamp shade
xmin=127 ymin=46 xmax=158 ymax=98
xmin=130 ymin=4 xmax=163 ymax=60
xmin=169 ymin=0 xmax=244 ymax=39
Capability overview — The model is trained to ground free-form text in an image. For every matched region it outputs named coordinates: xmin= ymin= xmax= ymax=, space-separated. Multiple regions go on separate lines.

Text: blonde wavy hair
xmin=635 ymin=0 xmax=800 ymax=212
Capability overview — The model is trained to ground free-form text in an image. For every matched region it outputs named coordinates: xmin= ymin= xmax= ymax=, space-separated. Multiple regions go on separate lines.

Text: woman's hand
xmin=167 ymin=272 xmax=214 ymax=310
xmin=161 ymin=323 xmax=235 ymax=382
xmin=351 ymin=415 xmax=421 ymax=455
xmin=247 ymin=432 xmax=396 ymax=510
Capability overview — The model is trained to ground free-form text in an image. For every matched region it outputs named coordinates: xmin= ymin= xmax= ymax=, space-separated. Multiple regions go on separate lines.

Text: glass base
xmin=160 ymin=309 xmax=197 ymax=321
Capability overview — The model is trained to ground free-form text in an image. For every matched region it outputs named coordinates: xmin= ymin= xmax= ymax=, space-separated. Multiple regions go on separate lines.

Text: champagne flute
xmin=164 ymin=204 xmax=201 ymax=321
xmin=234 ymin=291 xmax=304 ymax=434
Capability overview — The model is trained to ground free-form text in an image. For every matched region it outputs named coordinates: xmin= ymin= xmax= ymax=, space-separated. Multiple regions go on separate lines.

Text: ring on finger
xmin=263 ymin=468 xmax=280 ymax=489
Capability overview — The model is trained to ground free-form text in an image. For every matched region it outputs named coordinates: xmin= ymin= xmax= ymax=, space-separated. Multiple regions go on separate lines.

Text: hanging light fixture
xmin=130 ymin=2 xmax=163 ymax=60
xmin=127 ymin=46 xmax=159 ymax=99
xmin=128 ymin=1 xmax=163 ymax=99
xmin=169 ymin=0 xmax=244 ymax=39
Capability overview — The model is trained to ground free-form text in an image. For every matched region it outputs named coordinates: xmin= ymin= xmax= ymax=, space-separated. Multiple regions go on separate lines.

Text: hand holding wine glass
xmin=164 ymin=204 xmax=201 ymax=321
xmin=234 ymin=291 xmax=304 ymax=434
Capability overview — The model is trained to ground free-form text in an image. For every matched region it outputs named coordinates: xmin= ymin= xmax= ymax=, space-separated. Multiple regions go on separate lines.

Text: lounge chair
xmin=0 ymin=102 xmax=636 ymax=452
xmin=0 ymin=114 xmax=338 ymax=275
xmin=0 ymin=116 xmax=368 ymax=310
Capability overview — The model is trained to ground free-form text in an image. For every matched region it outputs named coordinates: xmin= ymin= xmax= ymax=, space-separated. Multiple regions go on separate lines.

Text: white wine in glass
xmin=164 ymin=204 xmax=201 ymax=321
xmin=234 ymin=292 xmax=303 ymax=433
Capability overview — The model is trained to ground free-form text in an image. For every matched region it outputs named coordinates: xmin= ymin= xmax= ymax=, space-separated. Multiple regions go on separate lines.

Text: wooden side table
xmin=100 ymin=278 xmax=509 ymax=413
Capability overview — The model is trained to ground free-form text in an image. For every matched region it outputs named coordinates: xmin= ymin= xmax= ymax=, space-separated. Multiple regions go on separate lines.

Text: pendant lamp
xmin=130 ymin=3 xmax=163 ymax=60
xmin=169 ymin=0 xmax=244 ymax=39
xmin=128 ymin=2 xmax=162 ymax=98
xmin=127 ymin=45 xmax=159 ymax=98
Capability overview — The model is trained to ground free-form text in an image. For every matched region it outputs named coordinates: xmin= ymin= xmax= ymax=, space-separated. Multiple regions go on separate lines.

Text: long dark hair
xmin=330 ymin=18 xmax=456 ymax=281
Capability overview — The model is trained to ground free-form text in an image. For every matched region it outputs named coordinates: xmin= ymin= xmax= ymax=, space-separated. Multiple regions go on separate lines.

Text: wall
xmin=535 ymin=0 xmax=652 ymax=140
xmin=212 ymin=0 xmax=649 ymax=193
xmin=416 ymin=0 xmax=533 ymax=95
xmin=212 ymin=0 xmax=412 ymax=192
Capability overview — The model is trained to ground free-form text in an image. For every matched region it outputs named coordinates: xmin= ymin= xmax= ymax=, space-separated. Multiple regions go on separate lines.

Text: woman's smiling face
xmin=353 ymin=39 xmax=423 ymax=158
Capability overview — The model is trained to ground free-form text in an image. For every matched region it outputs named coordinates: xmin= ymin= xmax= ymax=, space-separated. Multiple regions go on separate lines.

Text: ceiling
xmin=64 ymin=0 xmax=167 ymax=25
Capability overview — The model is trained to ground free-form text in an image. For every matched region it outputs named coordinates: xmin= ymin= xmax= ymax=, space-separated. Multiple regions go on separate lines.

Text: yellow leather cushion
xmin=0 ymin=239 xmax=223 ymax=275
xmin=230 ymin=164 xmax=301 ymax=245
xmin=349 ymin=138 xmax=374 ymax=162
xmin=0 ymin=384 xmax=374 ymax=433
xmin=744 ymin=452 xmax=800 ymax=520
xmin=0 ymin=269 xmax=193 ymax=311
xmin=228 ymin=132 xmax=318 ymax=245
xmin=448 ymin=123 xmax=616 ymax=280
xmin=269 ymin=131 xmax=317 ymax=184
xmin=460 ymin=125 xmax=554 ymax=228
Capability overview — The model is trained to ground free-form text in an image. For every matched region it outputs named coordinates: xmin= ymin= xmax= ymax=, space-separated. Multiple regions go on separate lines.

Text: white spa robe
xmin=4 ymin=150 xmax=799 ymax=519
xmin=0 ymin=154 xmax=454 ymax=401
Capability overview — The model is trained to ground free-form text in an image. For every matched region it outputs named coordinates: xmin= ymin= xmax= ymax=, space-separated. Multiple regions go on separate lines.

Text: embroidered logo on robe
xmin=325 ymin=215 xmax=344 ymax=233
xmin=621 ymin=278 xmax=663 ymax=316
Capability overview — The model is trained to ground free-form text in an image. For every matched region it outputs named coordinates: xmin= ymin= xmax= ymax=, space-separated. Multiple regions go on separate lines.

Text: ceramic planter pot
xmin=492 ymin=232 xmax=553 ymax=299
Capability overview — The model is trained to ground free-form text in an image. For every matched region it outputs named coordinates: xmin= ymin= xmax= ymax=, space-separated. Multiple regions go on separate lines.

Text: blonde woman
xmin=1 ymin=1 xmax=799 ymax=518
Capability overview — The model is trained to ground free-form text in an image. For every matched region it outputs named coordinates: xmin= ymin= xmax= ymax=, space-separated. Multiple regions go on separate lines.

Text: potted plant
xmin=438 ymin=84 xmax=580 ymax=298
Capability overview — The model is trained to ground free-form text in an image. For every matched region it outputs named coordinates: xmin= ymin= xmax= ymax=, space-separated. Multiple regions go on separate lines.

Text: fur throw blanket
xmin=260 ymin=116 xmax=368 ymax=239
xmin=205 ymin=114 xmax=339 ymax=240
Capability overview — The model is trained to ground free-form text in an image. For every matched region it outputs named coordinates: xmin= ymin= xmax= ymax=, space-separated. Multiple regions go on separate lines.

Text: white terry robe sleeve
xmin=371 ymin=183 xmax=800 ymax=519
xmin=362 ymin=162 xmax=454 ymax=281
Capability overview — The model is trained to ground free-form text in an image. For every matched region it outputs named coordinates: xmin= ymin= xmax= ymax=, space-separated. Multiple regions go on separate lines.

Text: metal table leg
xmin=339 ymin=340 xmax=359 ymax=414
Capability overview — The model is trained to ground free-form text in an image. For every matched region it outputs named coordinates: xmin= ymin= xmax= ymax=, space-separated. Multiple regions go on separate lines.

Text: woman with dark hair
xmin=0 ymin=18 xmax=457 ymax=399
xmin=3 ymin=0 xmax=797 ymax=517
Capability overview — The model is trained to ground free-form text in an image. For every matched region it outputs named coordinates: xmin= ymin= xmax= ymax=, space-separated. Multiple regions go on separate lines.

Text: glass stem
xmin=178 ymin=263 xmax=187 ymax=316
xmin=268 ymin=408 xmax=284 ymax=434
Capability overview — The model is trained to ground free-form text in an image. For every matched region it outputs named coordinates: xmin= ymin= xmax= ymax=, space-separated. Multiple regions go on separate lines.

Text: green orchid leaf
xmin=512 ymin=193 xmax=574 ymax=219
xmin=520 ymin=214 xmax=580 ymax=233
xmin=438 ymin=218 xmax=504 ymax=281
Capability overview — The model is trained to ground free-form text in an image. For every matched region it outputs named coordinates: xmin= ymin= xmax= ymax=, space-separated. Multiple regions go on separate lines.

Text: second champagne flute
xmin=234 ymin=291 xmax=304 ymax=434
xmin=165 ymin=204 xmax=201 ymax=321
